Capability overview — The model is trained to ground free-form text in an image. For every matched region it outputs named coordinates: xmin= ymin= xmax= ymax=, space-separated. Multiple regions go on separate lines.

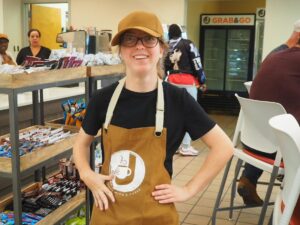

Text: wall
xmin=3 ymin=0 xmax=22 ymax=58
xmin=0 ymin=0 xmax=3 ymax=32
xmin=187 ymin=0 xmax=265 ymax=48
xmin=70 ymin=0 xmax=185 ymax=37
xmin=263 ymin=0 xmax=300 ymax=58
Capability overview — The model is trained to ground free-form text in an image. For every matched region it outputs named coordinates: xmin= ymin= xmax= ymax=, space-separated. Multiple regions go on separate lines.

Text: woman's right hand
xmin=81 ymin=170 xmax=115 ymax=210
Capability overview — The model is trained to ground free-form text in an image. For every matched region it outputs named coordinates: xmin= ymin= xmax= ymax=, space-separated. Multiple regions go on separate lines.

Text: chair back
xmin=269 ymin=114 xmax=300 ymax=207
xmin=244 ymin=81 xmax=252 ymax=93
xmin=235 ymin=94 xmax=286 ymax=154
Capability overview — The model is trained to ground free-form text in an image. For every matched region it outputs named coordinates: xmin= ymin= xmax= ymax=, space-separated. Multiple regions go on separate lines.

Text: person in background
xmin=73 ymin=11 xmax=233 ymax=225
xmin=16 ymin=28 xmax=51 ymax=65
xmin=0 ymin=33 xmax=16 ymax=65
xmin=164 ymin=24 xmax=206 ymax=156
xmin=237 ymin=34 xmax=300 ymax=206
xmin=268 ymin=19 xmax=300 ymax=55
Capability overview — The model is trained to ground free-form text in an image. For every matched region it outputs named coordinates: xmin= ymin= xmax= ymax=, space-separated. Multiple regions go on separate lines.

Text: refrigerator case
xmin=200 ymin=14 xmax=255 ymax=95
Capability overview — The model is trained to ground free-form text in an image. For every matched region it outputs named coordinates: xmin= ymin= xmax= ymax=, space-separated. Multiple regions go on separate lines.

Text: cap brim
xmin=0 ymin=37 xmax=9 ymax=42
xmin=111 ymin=26 xmax=161 ymax=46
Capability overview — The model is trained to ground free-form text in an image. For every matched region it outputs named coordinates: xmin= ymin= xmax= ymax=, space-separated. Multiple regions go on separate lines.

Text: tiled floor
xmin=172 ymin=114 xmax=279 ymax=225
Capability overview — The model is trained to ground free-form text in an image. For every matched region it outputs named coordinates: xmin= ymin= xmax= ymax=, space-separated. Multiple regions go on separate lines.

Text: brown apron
xmin=90 ymin=78 xmax=179 ymax=225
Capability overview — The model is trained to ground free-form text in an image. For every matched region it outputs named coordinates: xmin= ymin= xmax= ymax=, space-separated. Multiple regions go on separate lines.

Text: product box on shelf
xmin=0 ymin=182 xmax=42 ymax=212
xmin=0 ymin=124 xmax=79 ymax=174
xmin=0 ymin=156 xmax=86 ymax=225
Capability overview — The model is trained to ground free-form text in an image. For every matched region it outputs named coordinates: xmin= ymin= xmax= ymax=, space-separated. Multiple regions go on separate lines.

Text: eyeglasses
xmin=121 ymin=34 xmax=159 ymax=48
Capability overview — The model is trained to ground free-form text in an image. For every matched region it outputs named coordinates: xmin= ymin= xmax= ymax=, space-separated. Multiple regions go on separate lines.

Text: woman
xmin=16 ymin=29 xmax=51 ymax=65
xmin=73 ymin=11 xmax=233 ymax=225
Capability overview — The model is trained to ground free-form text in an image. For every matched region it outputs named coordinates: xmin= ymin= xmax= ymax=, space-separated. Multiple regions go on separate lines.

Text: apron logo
xmin=110 ymin=150 xmax=145 ymax=193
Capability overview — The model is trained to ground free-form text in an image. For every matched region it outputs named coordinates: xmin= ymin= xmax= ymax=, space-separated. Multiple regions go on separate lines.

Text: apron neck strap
xmin=103 ymin=77 xmax=165 ymax=135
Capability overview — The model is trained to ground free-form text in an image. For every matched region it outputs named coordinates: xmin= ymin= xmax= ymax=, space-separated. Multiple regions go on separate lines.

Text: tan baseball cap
xmin=111 ymin=11 xmax=163 ymax=46
xmin=0 ymin=33 xmax=9 ymax=41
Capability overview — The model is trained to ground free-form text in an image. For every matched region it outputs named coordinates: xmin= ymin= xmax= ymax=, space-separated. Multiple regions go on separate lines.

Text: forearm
xmin=73 ymin=143 xmax=92 ymax=176
xmin=73 ymin=129 xmax=95 ymax=179
xmin=185 ymin=144 xmax=232 ymax=196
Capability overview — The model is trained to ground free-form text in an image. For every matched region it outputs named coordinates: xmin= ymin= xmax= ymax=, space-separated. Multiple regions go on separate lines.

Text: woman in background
xmin=16 ymin=28 xmax=51 ymax=65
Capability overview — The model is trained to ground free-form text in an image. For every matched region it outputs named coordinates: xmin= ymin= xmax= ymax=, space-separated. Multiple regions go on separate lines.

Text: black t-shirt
xmin=16 ymin=46 xmax=51 ymax=65
xmin=82 ymin=81 xmax=216 ymax=176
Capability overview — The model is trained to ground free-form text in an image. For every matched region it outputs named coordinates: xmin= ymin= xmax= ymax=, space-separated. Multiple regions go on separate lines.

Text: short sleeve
xmin=81 ymin=92 xmax=105 ymax=136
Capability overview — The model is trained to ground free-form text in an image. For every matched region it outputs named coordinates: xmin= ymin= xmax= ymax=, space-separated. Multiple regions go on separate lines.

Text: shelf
xmin=89 ymin=64 xmax=124 ymax=77
xmin=36 ymin=190 xmax=86 ymax=225
xmin=0 ymin=183 xmax=86 ymax=225
xmin=0 ymin=182 xmax=41 ymax=211
xmin=0 ymin=67 xmax=87 ymax=94
xmin=0 ymin=125 xmax=79 ymax=175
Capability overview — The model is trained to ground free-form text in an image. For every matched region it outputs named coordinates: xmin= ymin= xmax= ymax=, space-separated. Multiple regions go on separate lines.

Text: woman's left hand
xmin=152 ymin=184 xmax=193 ymax=203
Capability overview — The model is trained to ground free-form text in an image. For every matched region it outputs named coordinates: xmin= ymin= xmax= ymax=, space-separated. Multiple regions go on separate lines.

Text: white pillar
xmin=0 ymin=0 xmax=3 ymax=32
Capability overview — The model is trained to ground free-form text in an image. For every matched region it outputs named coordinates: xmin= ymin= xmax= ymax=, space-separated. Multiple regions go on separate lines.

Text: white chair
xmin=211 ymin=94 xmax=286 ymax=225
xmin=269 ymin=114 xmax=300 ymax=225
xmin=244 ymin=81 xmax=252 ymax=94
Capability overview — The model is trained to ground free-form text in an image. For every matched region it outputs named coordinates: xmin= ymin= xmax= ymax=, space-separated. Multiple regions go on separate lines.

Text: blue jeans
xmin=172 ymin=84 xmax=198 ymax=148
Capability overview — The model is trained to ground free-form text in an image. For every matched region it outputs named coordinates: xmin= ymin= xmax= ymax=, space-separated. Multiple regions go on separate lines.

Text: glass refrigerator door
xmin=225 ymin=29 xmax=251 ymax=92
xmin=203 ymin=29 xmax=226 ymax=91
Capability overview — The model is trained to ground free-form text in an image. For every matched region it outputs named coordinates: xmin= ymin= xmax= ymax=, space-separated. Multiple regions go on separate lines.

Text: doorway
xmin=24 ymin=3 xmax=68 ymax=50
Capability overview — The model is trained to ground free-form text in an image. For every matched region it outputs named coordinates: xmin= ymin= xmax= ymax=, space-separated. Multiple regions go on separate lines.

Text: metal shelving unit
xmin=0 ymin=65 xmax=125 ymax=225
xmin=88 ymin=64 xmax=124 ymax=94
xmin=0 ymin=67 xmax=88 ymax=225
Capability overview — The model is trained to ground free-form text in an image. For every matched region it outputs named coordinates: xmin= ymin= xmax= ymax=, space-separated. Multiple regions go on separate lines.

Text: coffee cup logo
xmin=110 ymin=150 xmax=145 ymax=193
xmin=115 ymin=166 xmax=132 ymax=179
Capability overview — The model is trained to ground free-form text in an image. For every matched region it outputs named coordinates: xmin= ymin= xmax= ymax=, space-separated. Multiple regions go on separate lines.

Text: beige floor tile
xmin=175 ymin=202 xmax=195 ymax=213
xmin=235 ymin=223 xmax=254 ymax=225
xmin=175 ymin=174 xmax=195 ymax=182
xmin=178 ymin=211 xmax=188 ymax=222
xmin=206 ymin=184 xmax=226 ymax=192
xmin=238 ymin=212 xmax=260 ymax=224
xmin=172 ymin=180 xmax=188 ymax=186
xmin=184 ymin=214 xmax=211 ymax=225
xmin=196 ymin=198 xmax=216 ymax=208
xmin=190 ymin=205 xmax=213 ymax=216
xmin=215 ymin=210 xmax=240 ymax=221
xmin=185 ymin=196 xmax=201 ymax=205
xmin=201 ymin=191 xmax=221 ymax=200
xmin=208 ymin=218 xmax=237 ymax=225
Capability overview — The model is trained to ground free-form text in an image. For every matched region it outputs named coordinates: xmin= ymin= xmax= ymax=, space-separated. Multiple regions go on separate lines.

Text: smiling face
xmin=0 ymin=39 xmax=9 ymax=54
xmin=119 ymin=29 xmax=164 ymax=78
xmin=29 ymin=31 xmax=41 ymax=47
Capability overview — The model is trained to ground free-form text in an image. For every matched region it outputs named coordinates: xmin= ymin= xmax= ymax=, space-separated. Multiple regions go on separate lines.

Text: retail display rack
xmin=0 ymin=65 xmax=124 ymax=225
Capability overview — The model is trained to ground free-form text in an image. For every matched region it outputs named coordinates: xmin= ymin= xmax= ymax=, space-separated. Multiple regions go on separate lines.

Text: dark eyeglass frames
xmin=120 ymin=35 xmax=159 ymax=48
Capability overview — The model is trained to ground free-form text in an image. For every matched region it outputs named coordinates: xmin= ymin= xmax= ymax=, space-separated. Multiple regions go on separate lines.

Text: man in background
xmin=237 ymin=27 xmax=300 ymax=205
xmin=0 ymin=33 xmax=15 ymax=65
xmin=164 ymin=24 xmax=206 ymax=156
xmin=268 ymin=19 xmax=300 ymax=55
